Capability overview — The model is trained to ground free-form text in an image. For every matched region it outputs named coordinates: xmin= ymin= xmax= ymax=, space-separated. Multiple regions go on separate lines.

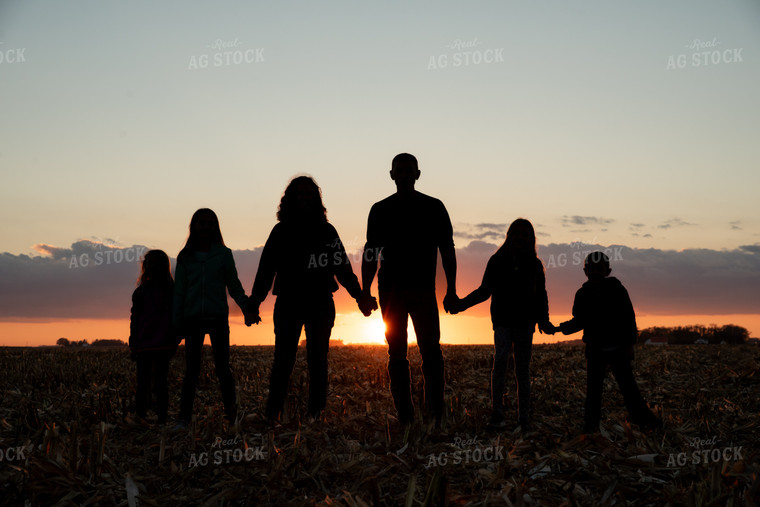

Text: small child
xmin=129 ymin=250 xmax=177 ymax=424
xmin=453 ymin=218 xmax=555 ymax=431
xmin=559 ymin=251 xmax=662 ymax=433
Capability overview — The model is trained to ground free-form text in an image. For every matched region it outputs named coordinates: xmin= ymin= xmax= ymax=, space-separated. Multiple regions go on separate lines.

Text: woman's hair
xmin=496 ymin=218 xmax=538 ymax=258
xmin=277 ymin=175 xmax=327 ymax=223
xmin=179 ymin=208 xmax=225 ymax=259
xmin=138 ymin=249 xmax=173 ymax=286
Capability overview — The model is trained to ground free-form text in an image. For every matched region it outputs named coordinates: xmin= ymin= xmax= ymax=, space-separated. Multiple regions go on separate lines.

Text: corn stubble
xmin=0 ymin=344 xmax=758 ymax=505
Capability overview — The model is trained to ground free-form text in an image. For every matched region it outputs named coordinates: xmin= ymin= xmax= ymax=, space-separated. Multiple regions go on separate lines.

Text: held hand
xmin=443 ymin=292 xmax=459 ymax=314
xmin=358 ymin=294 xmax=378 ymax=317
xmin=538 ymin=322 xmax=556 ymax=335
xmin=244 ymin=310 xmax=262 ymax=326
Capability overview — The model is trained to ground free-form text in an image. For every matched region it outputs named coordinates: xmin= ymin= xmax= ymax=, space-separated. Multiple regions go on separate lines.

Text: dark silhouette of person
xmin=247 ymin=175 xmax=376 ymax=423
xmin=129 ymin=249 xmax=177 ymax=424
xmin=173 ymin=208 xmax=249 ymax=428
xmin=451 ymin=219 xmax=554 ymax=431
xmin=360 ymin=153 xmax=457 ymax=426
xmin=559 ymin=251 xmax=662 ymax=433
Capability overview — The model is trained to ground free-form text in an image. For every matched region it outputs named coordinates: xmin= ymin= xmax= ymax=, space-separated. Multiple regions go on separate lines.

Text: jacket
xmin=129 ymin=281 xmax=177 ymax=352
xmin=173 ymin=244 xmax=248 ymax=325
xmin=561 ymin=276 xmax=637 ymax=349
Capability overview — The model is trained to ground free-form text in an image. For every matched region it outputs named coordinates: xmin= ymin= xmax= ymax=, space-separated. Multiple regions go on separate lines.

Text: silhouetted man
xmin=360 ymin=153 xmax=457 ymax=426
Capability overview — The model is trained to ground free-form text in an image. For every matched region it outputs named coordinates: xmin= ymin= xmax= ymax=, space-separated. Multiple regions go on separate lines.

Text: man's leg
xmin=267 ymin=297 xmax=303 ymax=421
xmin=305 ymin=295 xmax=335 ymax=417
xmin=380 ymin=290 xmax=414 ymax=423
xmin=409 ymin=291 xmax=444 ymax=423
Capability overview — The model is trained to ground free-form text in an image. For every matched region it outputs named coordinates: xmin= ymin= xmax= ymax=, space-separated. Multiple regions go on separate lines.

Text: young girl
xmin=129 ymin=249 xmax=176 ymax=424
xmin=453 ymin=218 xmax=554 ymax=431
xmin=173 ymin=208 xmax=249 ymax=428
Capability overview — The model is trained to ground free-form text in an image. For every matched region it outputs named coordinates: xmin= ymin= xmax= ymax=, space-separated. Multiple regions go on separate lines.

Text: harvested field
xmin=0 ymin=344 xmax=758 ymax=506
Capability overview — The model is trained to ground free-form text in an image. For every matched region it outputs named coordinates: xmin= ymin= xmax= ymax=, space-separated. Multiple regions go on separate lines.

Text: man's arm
xmin=438 ymin=201 xmax=457 ymax=313
xmin=440 ymin=244 xmax=458 ymax=313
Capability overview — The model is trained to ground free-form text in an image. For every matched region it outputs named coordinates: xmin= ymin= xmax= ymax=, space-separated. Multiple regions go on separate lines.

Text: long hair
xmin=276 ymin=175 xmax=328 ymax=223
xmin=179 ymin=208 xmax=225 ymax=259
xmin=496 ymin=218 xmax=538 ymax=259
xmin=137 ymin=249 xmax=173 ymax=287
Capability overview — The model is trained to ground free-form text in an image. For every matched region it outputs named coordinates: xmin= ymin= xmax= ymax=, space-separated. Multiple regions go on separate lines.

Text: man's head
xmin=390 ymin=153 xmax=420 ymax=192
xmin=583 ymin=251 xmax=611 ymax=280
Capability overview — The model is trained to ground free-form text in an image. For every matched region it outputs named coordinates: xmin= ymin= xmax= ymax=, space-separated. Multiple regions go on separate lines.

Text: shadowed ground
xmin=0 ymin=344 xmax=757 ymax=505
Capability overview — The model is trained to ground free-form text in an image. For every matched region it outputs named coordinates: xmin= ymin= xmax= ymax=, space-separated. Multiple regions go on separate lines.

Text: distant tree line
xmin=637 ymin=325 xmax=750 ymax=345
xmin=56 ymin=338 xmax=127 ymax=347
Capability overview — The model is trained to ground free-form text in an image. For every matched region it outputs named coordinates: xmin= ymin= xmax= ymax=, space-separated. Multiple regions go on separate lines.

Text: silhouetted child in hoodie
xmin=559 ymin=251 xmax=661 ymax=433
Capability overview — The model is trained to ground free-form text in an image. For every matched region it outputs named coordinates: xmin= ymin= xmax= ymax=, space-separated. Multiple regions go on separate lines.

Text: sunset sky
xmin=1 ymin=0 xmax=759 ymax=346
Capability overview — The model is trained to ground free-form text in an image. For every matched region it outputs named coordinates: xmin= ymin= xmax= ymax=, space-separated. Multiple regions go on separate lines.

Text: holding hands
xmin=358 ymin=293 xmax=379 ymax=317
xmin=244 ymin=299 xmax=262 ymax=326
xmin=443 ymin=291 xmax=461 ymax=314
xmin=538 ymin=321 xmax=557 ymax=335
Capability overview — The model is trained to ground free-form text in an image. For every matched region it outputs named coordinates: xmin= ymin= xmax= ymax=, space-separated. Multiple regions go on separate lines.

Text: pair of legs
xmin=491 ymin=326 xmax=533 ymax=426
xmin=584 ymin=346 xmax=657 ymax=430
xmin=380 ymin=289 xmax=444 ymax=424
xmin=135 ymin=348 xmax=174 ymax=423
xmin=178 ymin=318 xmax=237 ymax=423
xmin=266 ymin=294 xmax=335 ymax=420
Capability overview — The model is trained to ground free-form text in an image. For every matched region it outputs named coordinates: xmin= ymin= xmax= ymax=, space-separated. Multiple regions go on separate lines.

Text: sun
xmin=364 ymin=318 xmax=387 ymax=345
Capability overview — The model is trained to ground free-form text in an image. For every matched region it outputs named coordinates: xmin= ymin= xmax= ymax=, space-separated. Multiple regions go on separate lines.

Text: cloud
xmin=3 ymin=239 xmax=760 ymax=325
xmin=0 ymin=241 xmax=264 ymax=320
xmin=658 ymin=218 xmax=697 ymax=229
xmin=442 ymin=240 xmax=760 ymax=318
xmin=560 ymin=216 xmax=615 ymax=227
xmin=730 ymin=221 xmax=742 ymax=231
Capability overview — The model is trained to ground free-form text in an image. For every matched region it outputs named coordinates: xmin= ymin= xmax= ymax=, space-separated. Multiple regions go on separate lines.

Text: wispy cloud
xmin=560 ymin=216 xmax=615 ymax=227
xmin=658 ymin=218 xmax=697 ymax=229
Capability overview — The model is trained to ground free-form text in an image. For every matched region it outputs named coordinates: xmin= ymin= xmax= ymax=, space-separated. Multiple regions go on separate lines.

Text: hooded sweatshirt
xmin=173 ymin=244 xmax=248 ymax=325
xmin=562 ymin=276 xmax=637 ymax=350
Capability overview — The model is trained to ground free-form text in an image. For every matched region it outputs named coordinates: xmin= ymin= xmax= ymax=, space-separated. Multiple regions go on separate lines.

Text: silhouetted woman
xmin=248 ymin=176 xmax=364 ymax=422
xmin=174 ymin=208 xmax=248 ymax=427
xmin=454 ymin=218 xmax=554 ymax=431
xmin=129 ymin=249 xmax=176 ymax=424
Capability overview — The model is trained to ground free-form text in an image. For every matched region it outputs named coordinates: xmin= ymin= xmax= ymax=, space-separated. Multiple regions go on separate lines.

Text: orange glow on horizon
xmin=0 ymin=313 xmax=758 ymax=347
